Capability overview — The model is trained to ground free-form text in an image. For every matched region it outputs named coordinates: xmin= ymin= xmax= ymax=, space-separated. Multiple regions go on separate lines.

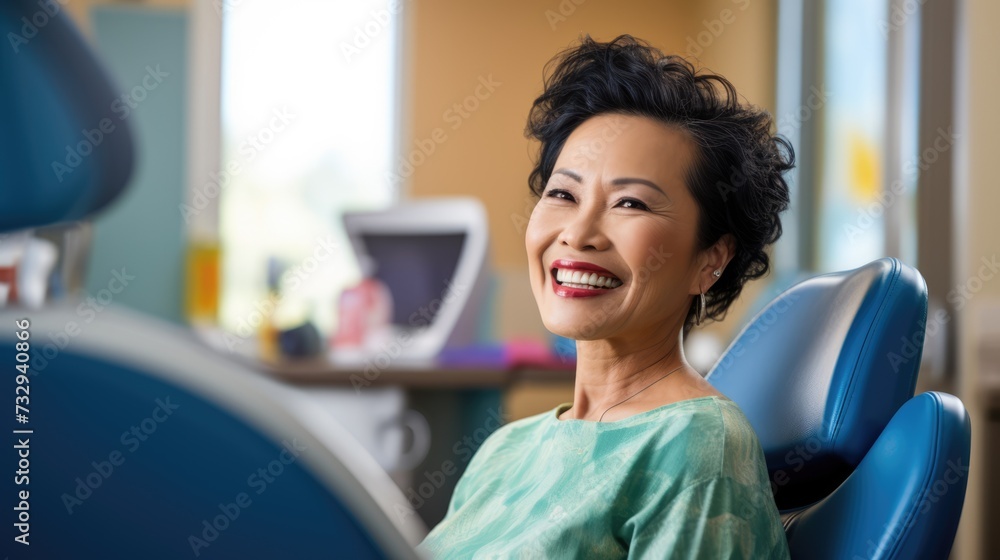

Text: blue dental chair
xmin=707 ymin=258 xmax=971 ymax=559
xmin=1 ymin=2 xmax=424 ymax=558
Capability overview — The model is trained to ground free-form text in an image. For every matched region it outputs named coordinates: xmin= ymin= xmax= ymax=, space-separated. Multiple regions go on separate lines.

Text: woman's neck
xmin=563 ymin=329 xmax=694 ymax=421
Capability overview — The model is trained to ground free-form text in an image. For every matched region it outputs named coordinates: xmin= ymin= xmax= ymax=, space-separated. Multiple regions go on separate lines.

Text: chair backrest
xmin=0 ymin=0 xmax=134 ymax=233
xmin=784 ymin=391 xmax=971 ymax=560
xmin=0 ymin=302 xmax=425 ymax=559
xmin=707 ymin=258 xmax=928 ymax=509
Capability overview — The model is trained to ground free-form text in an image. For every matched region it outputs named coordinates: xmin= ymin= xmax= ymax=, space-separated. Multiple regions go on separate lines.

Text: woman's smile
xmin=550 ymin=259 xmax=624 ymax=298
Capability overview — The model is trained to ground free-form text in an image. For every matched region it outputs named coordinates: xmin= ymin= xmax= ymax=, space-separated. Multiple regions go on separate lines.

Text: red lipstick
xmin=549 ymin=259 xmax=621 ymax=298
xmin=551 ymin=259 xmax=617 ymax=276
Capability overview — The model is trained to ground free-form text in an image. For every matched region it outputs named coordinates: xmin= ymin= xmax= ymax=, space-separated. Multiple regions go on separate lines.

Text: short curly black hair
xmin=525 ymin=34 xmax=794 ymax=332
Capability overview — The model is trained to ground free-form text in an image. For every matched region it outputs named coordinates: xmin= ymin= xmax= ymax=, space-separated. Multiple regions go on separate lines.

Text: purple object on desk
xmin=436 ymin=338 xmax=576 ymax=369
xmin=436 ymin=343 xmax=506 ymax=368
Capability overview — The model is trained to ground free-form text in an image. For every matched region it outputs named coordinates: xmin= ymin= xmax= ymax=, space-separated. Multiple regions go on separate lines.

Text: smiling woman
xmin=418 ymin=35 xmax=793 ymax=559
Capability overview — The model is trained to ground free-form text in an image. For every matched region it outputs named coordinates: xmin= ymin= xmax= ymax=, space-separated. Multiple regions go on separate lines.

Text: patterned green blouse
xmin=417 ymin=395 xmax=790 ymax=559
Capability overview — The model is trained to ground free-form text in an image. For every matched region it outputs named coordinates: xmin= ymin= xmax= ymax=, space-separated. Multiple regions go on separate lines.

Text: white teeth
xmin=554 ymin=268 xmax=622 ymax=289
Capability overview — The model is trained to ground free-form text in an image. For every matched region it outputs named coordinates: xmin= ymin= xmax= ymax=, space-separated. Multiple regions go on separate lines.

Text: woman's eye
xmin=545 ymin=189 xmax=575 ymax=202
xmin=617 ymin=198 xmax=649 ymax=211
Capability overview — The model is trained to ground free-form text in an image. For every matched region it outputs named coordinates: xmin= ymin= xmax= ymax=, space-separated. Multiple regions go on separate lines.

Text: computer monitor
xmin=336 ymin=197 xmax=491 ymax=365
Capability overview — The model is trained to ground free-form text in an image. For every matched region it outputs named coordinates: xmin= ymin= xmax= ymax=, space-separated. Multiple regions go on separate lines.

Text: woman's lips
xmin=549 ymin=263 xmax=623 ymax=298
xmin=550 ymin=259 xmax=617 ymax=276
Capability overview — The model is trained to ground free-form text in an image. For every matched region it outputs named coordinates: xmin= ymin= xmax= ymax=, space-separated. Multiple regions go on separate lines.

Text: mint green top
xmin=417 ymin=396 xmax=790 ymax=559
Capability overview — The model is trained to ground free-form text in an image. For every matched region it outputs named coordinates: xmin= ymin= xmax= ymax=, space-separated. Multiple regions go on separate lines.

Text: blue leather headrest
xmin=707 ymin=257 xmax=928 ymax=509
xmin=0 ymin=0 xmax=134 ymax=233
xmin=784 ymin=392 xmax=971 ymax=559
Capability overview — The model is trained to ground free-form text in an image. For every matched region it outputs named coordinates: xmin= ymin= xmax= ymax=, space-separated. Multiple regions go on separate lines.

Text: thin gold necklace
xmin=598 ymin=365 xmax=686 ymax=422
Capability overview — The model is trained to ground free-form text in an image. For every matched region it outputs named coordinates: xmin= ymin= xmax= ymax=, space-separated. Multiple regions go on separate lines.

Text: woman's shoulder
xmin=463 ymin=407 xmax=557 ymax=463
xmin=710 ymin=397 xmax=770 ymax=478
xmin=643 ymin=396 xmax=766 ymax=483
xmin=703 ymin=398 xmax=771 ymax=489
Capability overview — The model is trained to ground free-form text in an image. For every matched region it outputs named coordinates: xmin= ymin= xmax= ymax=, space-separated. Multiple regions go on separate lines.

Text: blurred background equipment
xmin=334 ymin=197 xmax=493 ymax=365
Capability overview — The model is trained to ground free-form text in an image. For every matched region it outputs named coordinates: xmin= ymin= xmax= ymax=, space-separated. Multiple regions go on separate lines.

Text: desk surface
xmin=253 ymin=356 xmax=576 ymax=387
xmin=195 ymin=325 xmax=577 ymax=387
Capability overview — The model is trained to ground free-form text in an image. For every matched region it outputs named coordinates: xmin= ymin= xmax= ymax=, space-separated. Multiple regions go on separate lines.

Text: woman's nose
xmin=557 ymin=210 xmax=609 ymax=251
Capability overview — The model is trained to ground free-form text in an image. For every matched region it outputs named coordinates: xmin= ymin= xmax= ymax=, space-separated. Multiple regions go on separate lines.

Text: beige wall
xmin=406 ymin=0 xmax=779 ymax=341
xmin=955 ymin=0 xmax=1000 ymax=557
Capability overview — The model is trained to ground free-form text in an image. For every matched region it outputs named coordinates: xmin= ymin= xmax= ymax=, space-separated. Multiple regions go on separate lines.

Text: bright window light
xmin=219 ymin=1 xmax=400 ymax=337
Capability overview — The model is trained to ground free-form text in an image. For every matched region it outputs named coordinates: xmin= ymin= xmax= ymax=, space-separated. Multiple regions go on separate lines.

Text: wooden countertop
xmin=194 ymin=325 xmax=576 ymax=387
xmin=252 ymin=356 xmax=576 ymax=387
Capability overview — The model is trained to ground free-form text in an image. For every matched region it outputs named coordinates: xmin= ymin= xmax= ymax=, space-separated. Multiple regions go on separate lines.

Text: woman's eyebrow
xmin=610 ymin=177 xmax=669 ymax=200
xmin=552 ymin=168 xmax=670 ymax=201
xmin=552 ymin=168 xmax=583 ymax=182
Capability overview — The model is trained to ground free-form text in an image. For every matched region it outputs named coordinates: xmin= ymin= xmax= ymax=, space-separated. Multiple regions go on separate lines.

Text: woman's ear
xmin=690 ymin=234 xmax=736 ymax=294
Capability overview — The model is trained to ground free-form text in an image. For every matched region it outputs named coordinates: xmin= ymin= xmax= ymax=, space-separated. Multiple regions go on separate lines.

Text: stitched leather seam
xmin=885 ymin=393 xmax=941 ymax=559
xmin=831 ymin=259 xmax=900 ymax=453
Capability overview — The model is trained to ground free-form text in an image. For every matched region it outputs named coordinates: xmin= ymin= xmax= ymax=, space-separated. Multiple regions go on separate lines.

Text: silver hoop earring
xmin=696 ymin=291 xmax=706 ymax=326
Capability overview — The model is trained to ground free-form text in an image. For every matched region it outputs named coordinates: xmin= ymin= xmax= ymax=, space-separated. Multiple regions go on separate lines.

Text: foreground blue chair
xmin=0 ymin=1 xmax=424 ymax=558
xmin=0 ymin=305 xmax=425 ymax=558
xmin=708 ymin=258 xmax=971 ymax=559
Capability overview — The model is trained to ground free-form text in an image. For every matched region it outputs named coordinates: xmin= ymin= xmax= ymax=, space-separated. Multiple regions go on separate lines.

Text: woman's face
xmin=525 ymin=113 xmax=706 ymax=342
